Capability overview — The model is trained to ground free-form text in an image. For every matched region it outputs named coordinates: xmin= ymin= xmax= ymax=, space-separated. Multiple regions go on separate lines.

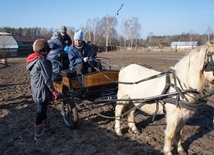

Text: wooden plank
xmin=62 ymin=77 xmax=69 ymax=87
xmin=62 ymin=76 xmax=79 ymax=89
xmin=53 ymin=81 xmax=63 ymax=94
xmin=71 ymin=78 xmax=79 ymax=88
xmin=59 ymin=70 xmax=119 ymax=90
xmin=83 ymin=70 xmax=118 ymax=87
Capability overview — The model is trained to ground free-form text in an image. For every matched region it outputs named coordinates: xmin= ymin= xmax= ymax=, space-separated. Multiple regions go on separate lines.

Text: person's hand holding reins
xmin=83 ymin=57 xmax=88 ymax=62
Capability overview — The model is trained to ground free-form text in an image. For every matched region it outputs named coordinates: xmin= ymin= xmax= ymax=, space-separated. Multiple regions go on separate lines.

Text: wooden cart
xmin=53 ymin=56 xmax=119 ymax=129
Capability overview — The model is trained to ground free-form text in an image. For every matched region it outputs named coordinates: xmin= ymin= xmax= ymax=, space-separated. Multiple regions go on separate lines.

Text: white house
xmin=170 ymin=41 xmax=198 ymax=50
xmin=0 ymin=32 xmax=18 ymax=57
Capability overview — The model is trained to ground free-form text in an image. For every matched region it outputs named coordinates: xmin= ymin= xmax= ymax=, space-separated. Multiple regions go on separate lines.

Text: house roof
xmin=171 ymin=41 xmax=198 ymax=46
xmin=13 ymin=36 xmax=48 ymax=43
xmin=0 ymin=32 xmax=18 ymax=49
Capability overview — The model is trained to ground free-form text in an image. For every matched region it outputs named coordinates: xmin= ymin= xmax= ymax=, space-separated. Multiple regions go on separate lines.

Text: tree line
xmin=1 ymin=16 xmax=213 ymax=48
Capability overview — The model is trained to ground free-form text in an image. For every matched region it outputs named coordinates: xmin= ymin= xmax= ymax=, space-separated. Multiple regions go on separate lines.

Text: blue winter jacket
xmin=47 ymin=38 xmax=63 ymax=78
xmin=68 ymin=41 xmax=96 ymax=71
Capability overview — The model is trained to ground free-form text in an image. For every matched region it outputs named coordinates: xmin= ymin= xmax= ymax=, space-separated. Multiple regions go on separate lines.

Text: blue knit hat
xmin=74 ymin=30 xmax=83 ymax=40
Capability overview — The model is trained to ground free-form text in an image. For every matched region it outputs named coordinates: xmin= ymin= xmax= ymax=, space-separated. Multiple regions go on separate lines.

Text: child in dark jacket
xmin=47 ymin=32 xmax=63 ymax=81
xmin=26 ymin=39 xmax=58 ymax=140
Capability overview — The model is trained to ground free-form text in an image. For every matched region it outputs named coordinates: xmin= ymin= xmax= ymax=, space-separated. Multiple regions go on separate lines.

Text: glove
xmin=52 ymin=90 xmax=58 ymax=100
xmin=64 ymin=46 xmax=69 ymax=53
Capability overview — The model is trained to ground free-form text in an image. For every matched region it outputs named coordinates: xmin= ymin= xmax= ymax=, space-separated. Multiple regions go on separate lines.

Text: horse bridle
xmin=203 ymin=50 xmax=214 ymax=76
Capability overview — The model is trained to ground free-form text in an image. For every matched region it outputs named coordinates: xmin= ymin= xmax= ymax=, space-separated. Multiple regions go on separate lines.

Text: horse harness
xmin=203 ymin=50 xmax=214 ymax=76
xmin=161 ymin=69 xmax=205 ymax=110
xmin=141 ymin=50 xmax=214 ymax=115
xmin=91 ymin=56 xmax=213 ymax=120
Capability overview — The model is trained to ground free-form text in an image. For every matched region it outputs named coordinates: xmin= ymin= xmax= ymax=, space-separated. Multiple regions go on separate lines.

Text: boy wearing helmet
xmin=60 ymin=25 xmax=72 ymax=48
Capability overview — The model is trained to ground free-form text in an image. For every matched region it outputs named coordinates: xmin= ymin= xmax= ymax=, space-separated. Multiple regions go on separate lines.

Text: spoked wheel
xmin=61 ymin=97 xmax=79 ymax=129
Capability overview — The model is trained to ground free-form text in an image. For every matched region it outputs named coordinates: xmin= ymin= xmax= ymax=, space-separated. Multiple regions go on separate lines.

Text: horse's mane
xmin=173 ymin=44 xmax=207 ymax=88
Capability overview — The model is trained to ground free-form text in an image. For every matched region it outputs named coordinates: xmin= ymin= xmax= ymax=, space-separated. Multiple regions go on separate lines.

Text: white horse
xmin=115 ymin=42 xmax=214 ymax=155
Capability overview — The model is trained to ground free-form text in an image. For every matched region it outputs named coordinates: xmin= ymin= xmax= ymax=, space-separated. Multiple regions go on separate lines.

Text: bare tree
xmin=67 ymin=26 xmax=75 ymax=40
xmin=120 ymin=18 xmax=128 ymax=48
xmin=98 ymin=16 xmax=118 ymax=47
xmin=148 ymin=31 xmax=153 ymax=45
xmin=207 ymin=26 xmax=212 ymax=41
xmin=130 ymin=17 xmax=141 ymax=47
xmin=85 ymin=19 xmax=92 ymax=42
xmin=123 ymin=17 xmax=141 ymax=48
xmin=188 ymin=30 xmax=195 ymax=42
xmin=92 ymin=18 xmax=99 ymax=45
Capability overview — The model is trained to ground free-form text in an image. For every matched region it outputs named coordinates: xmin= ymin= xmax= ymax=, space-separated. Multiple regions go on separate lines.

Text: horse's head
xmin=202 ymin=42 xmax=214 ymax=84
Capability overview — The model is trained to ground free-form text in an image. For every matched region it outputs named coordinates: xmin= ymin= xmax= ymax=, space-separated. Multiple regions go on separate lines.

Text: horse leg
xmin=163 ymin=111 xmax=186 ymax=155
xmin=163 ymin=127 xmax=174 ymax=155
xmin=115 ymin=97 xmax=129 ymax=136
xmin=127 ymin=103 xmax=139 ymax=135
xmin=163 ymin=112 xmax=179 ymax=155
xmin=173 ymin=126 xmax=186 ymax=155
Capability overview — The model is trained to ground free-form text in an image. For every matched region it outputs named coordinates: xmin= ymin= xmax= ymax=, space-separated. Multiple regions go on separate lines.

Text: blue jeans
xmin=35 ymin=101 xmax=48 ymax=125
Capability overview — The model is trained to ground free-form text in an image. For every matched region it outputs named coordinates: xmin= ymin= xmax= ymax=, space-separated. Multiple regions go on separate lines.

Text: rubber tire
xmin=61 ymin=97 xmax=79 ymax=129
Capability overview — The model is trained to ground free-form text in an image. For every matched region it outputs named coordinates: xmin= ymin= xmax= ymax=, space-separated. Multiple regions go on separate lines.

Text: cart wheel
xmin=61 ymin=98 xmax=79 ymax=129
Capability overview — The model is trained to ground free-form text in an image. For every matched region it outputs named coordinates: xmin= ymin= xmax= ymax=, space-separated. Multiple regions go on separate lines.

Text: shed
xmin=13 ymin=36 xmax=48 ymax=56
xmin=170 ymin=41 xmax=198 ymax=50
xmin=0 ymin=32 xmax=18 ymax=58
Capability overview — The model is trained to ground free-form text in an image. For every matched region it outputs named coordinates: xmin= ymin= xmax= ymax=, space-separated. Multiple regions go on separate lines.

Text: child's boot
xmin=42 ymin=118 xmax=51 ymax=132
xmin=34 ymin=124 xmax=44 ymax=140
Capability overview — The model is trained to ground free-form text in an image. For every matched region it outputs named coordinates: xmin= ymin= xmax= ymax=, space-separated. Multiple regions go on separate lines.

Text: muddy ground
xmin=0 ymin=50 xmax=213 ymax=155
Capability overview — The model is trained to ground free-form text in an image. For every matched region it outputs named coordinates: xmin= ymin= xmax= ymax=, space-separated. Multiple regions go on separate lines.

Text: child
xmin=26 ymin=39 xmax=58 ymax=140
xmin=47 ymin=32 xmax=63 ymax=81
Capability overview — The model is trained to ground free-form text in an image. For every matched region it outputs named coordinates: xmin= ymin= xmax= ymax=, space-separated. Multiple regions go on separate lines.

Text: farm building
xmin=13 ymin=35 xmax=48 ymax=56
xmin=0 ymin=32 xmax=18 ymax=58
xmin=170 ymin=41 xmax=198 ymax=50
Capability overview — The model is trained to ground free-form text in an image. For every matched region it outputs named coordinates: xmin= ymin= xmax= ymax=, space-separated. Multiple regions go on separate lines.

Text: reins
xmin=90 ymin=58 xmax=173 ymax=84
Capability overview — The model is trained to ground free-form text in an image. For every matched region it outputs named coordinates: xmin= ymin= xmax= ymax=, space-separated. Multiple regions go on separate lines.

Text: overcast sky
xmin=1 ymin=0 xmax=214 ymax=39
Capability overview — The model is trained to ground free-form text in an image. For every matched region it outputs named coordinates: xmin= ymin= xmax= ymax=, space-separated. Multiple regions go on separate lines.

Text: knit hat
xmin=60 ymin=26 xmax=67 ymax=33
xmin=33 ymin=39 xmax=50 ymax=55
xmin=74 ymin=29 xmax=83 ymax=40
xmin=51 ymin=32 xmax=61 ymax=39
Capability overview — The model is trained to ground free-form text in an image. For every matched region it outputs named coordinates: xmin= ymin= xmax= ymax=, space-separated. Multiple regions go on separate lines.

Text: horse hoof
xmin=116 ymin=131 xmax=123 ymax=137
xmin=128 ymin=128 xmax=140 ymax=135
xmin=163 ymin=151 xmax=172 ymax=155
xmin=178 ymin=150 xmax=187 ymax=155
xmin=134 ymin=130 xmax=140 ymax=135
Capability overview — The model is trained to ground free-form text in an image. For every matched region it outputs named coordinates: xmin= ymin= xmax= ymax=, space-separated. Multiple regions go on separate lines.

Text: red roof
xmin=12 ymin=36 xmax=48 ymax=43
